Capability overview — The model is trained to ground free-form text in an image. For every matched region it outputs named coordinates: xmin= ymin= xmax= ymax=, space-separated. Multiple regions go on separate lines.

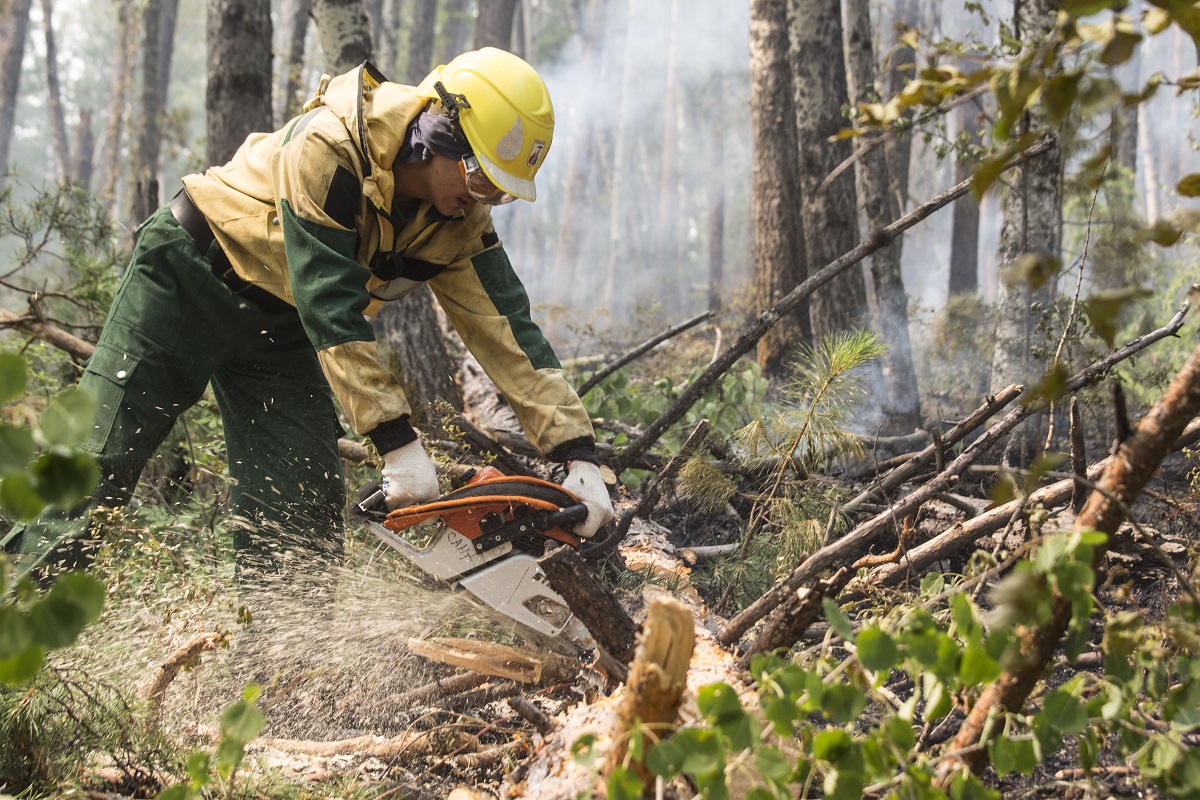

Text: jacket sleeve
xmin=276 ymin=125 xmax=415 ymax=449
xmin=428 ymin=229 xmax=596 ymax=462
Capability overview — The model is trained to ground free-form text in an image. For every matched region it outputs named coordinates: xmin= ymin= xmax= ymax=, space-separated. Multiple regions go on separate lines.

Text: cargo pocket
xmin=78 ymin=342 xmax=141 ymax=453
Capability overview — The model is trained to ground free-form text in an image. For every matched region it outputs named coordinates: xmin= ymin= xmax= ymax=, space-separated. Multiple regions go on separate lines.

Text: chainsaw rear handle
xmin=542 ymin=503 xmax=589 ymax=531
xmin=354 ymin=482 xmax=589 ymax=535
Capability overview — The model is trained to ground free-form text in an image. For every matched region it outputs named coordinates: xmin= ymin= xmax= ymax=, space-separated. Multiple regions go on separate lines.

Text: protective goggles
xmin=459 ymin=154 xmax=517 ymax=206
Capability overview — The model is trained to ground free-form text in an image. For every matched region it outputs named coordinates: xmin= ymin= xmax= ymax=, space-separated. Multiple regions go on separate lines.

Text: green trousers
xmin=2 ymin=205 xmax=346 ymax=580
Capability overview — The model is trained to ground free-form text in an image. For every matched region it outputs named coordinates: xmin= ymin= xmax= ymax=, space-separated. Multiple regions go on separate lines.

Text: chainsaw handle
xmin=541 ymin=503 xmax=589 ymax=532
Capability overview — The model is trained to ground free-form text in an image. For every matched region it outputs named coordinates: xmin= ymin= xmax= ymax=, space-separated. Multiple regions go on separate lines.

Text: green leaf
xmin=29 ymin=572 xmax=105 ymax=649
xmin=0 ymin=604 xmax=33 ymax=660
xmin=0 ymin=474 xmax=46 ymax=521
xmin=823 ymin=598 xmax=856 ymax=642
xmin=220 ymin=699 xmax=265 ymax=743
xmin=0 ymin=643 xmax=45 ymax=684
xmin=857 ymin=626 xmax=899 ymax=673
xmin=185 ymin=751 xmax=210 ymax=785
xmin=30 ymin=447 xmax=99 ymax=507
xmin=885 ymin=715 xmax=916 ymax=752
xmin=812 ymin=728 xmax=853 ymax=762
xmin=754 ymin=745 xmax=793 ymax=783
xmin=1177 ymin=173 xmax=1200 ymax=197
xmin=1084 ymin=287 xmax=1154 ymax=346
xmin=959 ymin=644 xmax=1002 ymax=686
xmin=215 ymin=737 xmax=245 ymax=779
xmin=0 ymin=354 xmax=28 ymax=406
xmin=40 ymin=388 xmax=96 ymax=447
xmin=0 ymin=425 xmax=36 ymax=476
xmin=990 ymin=734 xmax=1039 ymax=776
xmin=157 ymin=786 xmax=201 ymax=800
xmin=606 ymin=766 xmax=644 ymax=800
xmin=647 ymin=728 xmax=724 ymax=778
xmin=571 ymin=733 xmax=599 ymax=767
xmin=1002 ymin=253 xmax=1063 ymax=292
xmin=823 ymin=683 xmax=868 ymax=725
xmin=1041 ymin=688 xmax=1088 ymax=733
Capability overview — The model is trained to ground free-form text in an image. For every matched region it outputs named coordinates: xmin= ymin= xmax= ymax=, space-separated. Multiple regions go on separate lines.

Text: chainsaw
xmin=357 ymin=466 xmax=592 ymax=645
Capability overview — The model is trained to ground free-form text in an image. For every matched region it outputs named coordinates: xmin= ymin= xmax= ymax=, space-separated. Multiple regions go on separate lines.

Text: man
xmin=3 ymin=48 xmax=614 ymax=582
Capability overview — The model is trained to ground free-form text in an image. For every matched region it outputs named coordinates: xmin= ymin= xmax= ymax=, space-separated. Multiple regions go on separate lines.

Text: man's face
xmin=429 ymin=154 xmax=477 ymax=217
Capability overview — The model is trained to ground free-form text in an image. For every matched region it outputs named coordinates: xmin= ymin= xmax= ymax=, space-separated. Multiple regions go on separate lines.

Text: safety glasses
xmin=459 ymin=154 xmax=517 ymax=206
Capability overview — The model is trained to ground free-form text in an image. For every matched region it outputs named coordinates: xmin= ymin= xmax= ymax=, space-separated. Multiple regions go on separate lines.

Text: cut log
xmin=604 ymin=597 xmax=695 ymax=790
xmin=407 ymin=637 xmax=572 ymax=684
xmin=540 ymin=545 xmax=639 ymax=664
xmin=738 ymin=568 xmax=851 ymax=670
xmin=139 ymin=632 xmax=226 ymax=717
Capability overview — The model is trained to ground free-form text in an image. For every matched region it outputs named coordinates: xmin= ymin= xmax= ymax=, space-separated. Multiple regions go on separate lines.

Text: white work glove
xmin=381 ymin=439 xmax=441 ymax=510
xmin=561 ymin=460 xmax=614 ymax=538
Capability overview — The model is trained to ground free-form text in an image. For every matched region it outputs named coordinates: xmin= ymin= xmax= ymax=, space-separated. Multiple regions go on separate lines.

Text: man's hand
xmin=381 ymin=440 xmax=441 ymax=510
xmin=561 ymin=460 xmax=614 ymax=538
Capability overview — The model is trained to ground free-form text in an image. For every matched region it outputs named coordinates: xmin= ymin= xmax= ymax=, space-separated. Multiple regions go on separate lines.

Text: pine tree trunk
xmin=404 ymin=0 xmax=437 ymax=84
xmin=96 ymin=0 xmax=137 ymax=208
xmin=206 ymin=0 xmax=273 ymax=167
xmin=130 ymin=0 xmax=163 ymax=226
xmin=844 ymin=0 xmax=921 ymax=433
xmin=274 ymin=0 xmax=313 ymax=125
xmin=437 ymin=0 xmax=470 ymax=65
xmin=70 ymin=108 xmax=94 ymax=188
xmin=751 ymin=0 xmax=808 ymax=377
xmin=311 ymin=0 xmax=373 ymax=74
xmin=948 ymin=102 xmax=983 ymax=296
xmin=375 ymin=0 xmax=399 ymax=78
xmin=789 ymin=0 xmax=866 ymax=342
xmin=0 ymin=0 xmax=34 ymax=191
xmin=38 ymin=0 xmax=70 ymax=184
xmin=474 ymin=0 xmax=519 ymax=50
xmin=988 ymin=0 xmax=1062 ymax=465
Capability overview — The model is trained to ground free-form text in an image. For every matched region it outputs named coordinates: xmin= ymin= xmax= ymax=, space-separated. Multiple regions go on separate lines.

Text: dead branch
xmin=738 ymin=568 xmax=852 ymax=671
xmin=395 ymin=671 xmax=493 ymax=708
xmin=576 ymin=310 xmax=714 ymax=398
xmin=138 ymin=632 xmax=226 ymax=717
xmin=612 ymin=136 xmax=1057 ymax=476
xmin=407 ymin=637 xmax=573 ymax=684
xmin=445 ymin=740 xmax=528 ymax=772
xmin=604 ymin=598 xmax=695 ymax=790
xmin=254 ymin=728 xmax=461 ymax=759
xmin=611 ymin=419 xmax=711 ymax=544
xmin=0 ymin=306 xmax=96 ymax=361
xmin=447 ymin=414 xmax=539 ymax=477
xmin=1070 ymin=396 xmax=1087 ymax=512
xmin=540 ymin=545 xmax=639 ymax=665
xmin=720 ymin=299 xmax=1192 ymax=647
xmin=508 ymin=696 xmax=557 ymax=736
xmin=937 ymin=336 xmax=1200 ymax=786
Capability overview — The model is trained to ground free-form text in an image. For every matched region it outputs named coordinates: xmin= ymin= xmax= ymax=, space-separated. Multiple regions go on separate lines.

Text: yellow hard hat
xmin=416 ymin=48 xmax=554 ymax=202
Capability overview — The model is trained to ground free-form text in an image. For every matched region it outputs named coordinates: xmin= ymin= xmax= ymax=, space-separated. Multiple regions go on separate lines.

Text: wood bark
xmin=883 ymin=0 xmax=917 ymax=217
xmin=789 ymin=0 xmax=868 ymax=342
xmin=403 ymin=0 xmax=438 ymax=84
xmin=436 ymin=0 xmax=471 ymax=65
xmin=374 ymin=0 xmax=398 ymax=78
xmin=844 ymin=0 xmax=921 ymax=433
xmin=130 ymin=0 xmax=167 ymax=226
xmin=206 ymin=0 xmax=273 ymax=167
xmin=96 ymin=0 xmax=137 ymax=207
xmin=38 ymin=0 xmax=69 ymax=184
xmin=540 ymin=545 xmax=638 ymax=665
xmin=474 ymin=0 xmax=519 ymax=50
xmin=377 ymin=287 xmax=464 ymax=429
xmin=273 ymin=0 xmax=313 ymax=125
xmin=310 ymin=0 xmax=373 ymax=74
xmin=0 ymin=0 xmax=34 ymax=191
xmin=751 ymin=0 xmax=809 ymax=377
xmin=939 ymin=336 xmax=1200 ymax=784
xmin=69 ymin=108 xmax=94 ymax=188
xmin=739 ymin=568 xmax=850 ymax=670
xmin=987 ymin=0 xmax=1062 ymax=457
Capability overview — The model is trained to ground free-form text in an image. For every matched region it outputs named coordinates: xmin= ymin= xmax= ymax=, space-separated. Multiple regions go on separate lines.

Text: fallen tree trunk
xmin=540 ymin=545 xmax=639 ymax=665
xmin=937 ymin=334 xmax=1200 ymax=785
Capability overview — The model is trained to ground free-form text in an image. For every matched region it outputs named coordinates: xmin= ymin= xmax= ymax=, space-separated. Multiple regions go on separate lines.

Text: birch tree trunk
xmin=474 ymin=0 xmax=519 ymax=51
xmin=988 ymin=0 xmax=1062 ymax=463
xmin=404 ymin=0 xmax=438 ymax=84
xmin=884 ymin=0 xmax=917 ymax=216
xmin=375 ymin=0 xmax=397 ymax=78
xmin=0 ymin=0 xmax=34 ymax=191
xmin=70 ymin=108 xmax=93 ymax=187
xmin=844 ymin=0 xmax=921 ymax=433
xmin=206 ymin=0 xmax=272 ymax=167
xmin=311 ymin=0 xmax=373 ymax=74
xmin=789 ymin=0 xmax=868 ymax=342
xmin=274 ymin=0 xmax=313 ymax=125
xmin=96 ymin=0 xmax=137 ymax=208
xmin=38 ymin=0 xmax=70 ymax=184
xmin=751 ymin=0 xmax=808 ymax=377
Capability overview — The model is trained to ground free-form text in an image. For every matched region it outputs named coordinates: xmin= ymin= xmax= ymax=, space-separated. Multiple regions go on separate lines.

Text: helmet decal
xmin=526 ymin=140 xmax=546 ymax=167
xmin=495 ymin=117 xmax=524 ymax=160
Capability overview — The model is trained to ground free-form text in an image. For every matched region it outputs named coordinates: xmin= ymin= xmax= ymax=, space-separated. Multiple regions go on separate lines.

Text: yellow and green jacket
xmin=181 ymin=63 xmax=594 ymax=460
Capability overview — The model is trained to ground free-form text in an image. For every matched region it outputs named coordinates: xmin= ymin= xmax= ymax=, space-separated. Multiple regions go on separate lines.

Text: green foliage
xmin=581 ymin=528 xmax=1200 ymax=799
xmin=157 ymin=684 xmax=265 ymax=800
